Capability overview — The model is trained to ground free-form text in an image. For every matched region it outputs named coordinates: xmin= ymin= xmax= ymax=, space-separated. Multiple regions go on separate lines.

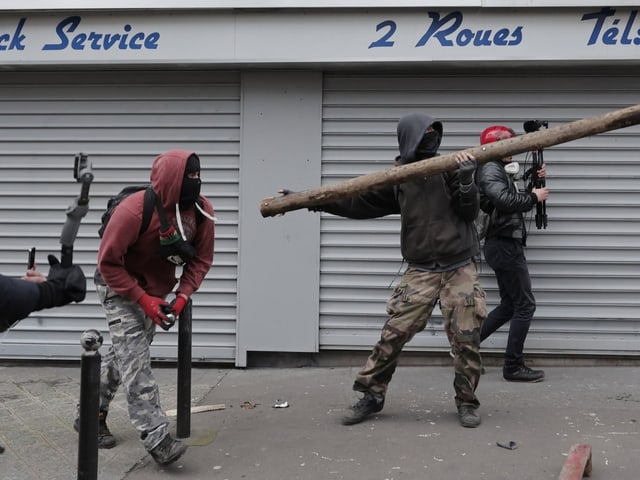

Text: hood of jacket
xmin=396 ymin=113 xmax=443 ymax=165
xmin=150 ymin=149 xmax=194 ymax=209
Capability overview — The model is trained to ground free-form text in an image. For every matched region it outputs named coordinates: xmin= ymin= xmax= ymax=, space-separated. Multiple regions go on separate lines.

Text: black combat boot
xmin=503 ymin=364 xmax=545 ymax=383
xmin=73 ymin=410 xmax=116 ymax=449
xmin=457 ymin=405 xmax=481 ymax=428
xmin=148 ymin=434 xmax=188 ymax=466
xmin=341 ymin=392 xmax=385 ymax=426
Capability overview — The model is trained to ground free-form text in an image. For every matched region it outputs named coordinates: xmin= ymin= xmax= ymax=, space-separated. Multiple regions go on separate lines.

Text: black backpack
xmin=98 ymin=185 xmax=156 ymax=238
xmin=98 ymin=185 xmax=205 ymax=238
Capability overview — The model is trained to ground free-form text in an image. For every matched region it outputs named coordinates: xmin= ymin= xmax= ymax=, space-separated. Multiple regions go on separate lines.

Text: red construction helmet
xmin=480 ymin=125 xmax=516 ymax=145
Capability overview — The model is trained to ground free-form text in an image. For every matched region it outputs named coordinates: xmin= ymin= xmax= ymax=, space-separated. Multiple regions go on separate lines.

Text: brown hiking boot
xmin=73 ymin=410 xmax=116 ymax=449
xmin=148 ymin=434 xmax=187 ymax=466
xmin=341 ymin=392 xmax=385 ymax=426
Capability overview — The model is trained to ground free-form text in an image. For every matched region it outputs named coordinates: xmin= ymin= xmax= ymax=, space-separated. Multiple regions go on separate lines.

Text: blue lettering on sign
xmin=416 ymin=12 xmax=522 ymax=47
xmin=368 ymin=20 xmax=396 ymax=48
xmin=368 ymin=11 xmax=523 ymax=49
xmin=582 ymin=7 xmax=640 ymax=46
xmin=0 ymin=17 xmax=27 ymax=51
xmin=42 ymin=16 xmax=160 ymax=51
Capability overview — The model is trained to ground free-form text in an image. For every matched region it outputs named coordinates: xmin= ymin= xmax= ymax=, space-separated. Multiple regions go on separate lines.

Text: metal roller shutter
xmin=0 ymin=69 xmax=240 ymax=362
xmin=320 ymin=67 xmax=640 ymax=357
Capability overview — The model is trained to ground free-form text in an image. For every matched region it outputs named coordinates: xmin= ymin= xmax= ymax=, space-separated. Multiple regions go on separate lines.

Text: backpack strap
xmin=143 ymin=188 xmax=206 ymax=235
xmin=150 ymin=188 xmax=172 ymax=233
xmin=140 ymin=187 xmax=158 ymax=235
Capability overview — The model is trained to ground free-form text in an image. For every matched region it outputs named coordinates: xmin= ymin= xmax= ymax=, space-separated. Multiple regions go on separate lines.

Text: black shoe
xmin=457 ymin=405 xmax=481 ymax=428
xmin=73 ymin=410 xmax=117 ymax=449
xmin=341 ymin=392 xmax=384 ymax=426
xmin=503 ymin=364 xmax=545 ymax=383
xmin=148 ymin=434 xmax=187 ymax=466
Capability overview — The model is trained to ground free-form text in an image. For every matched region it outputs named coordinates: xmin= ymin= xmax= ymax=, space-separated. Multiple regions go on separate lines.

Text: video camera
xmin=522 ymin=120 xmax=548 ymax=229
xmin=523 ymin=120 xmax=549 ymax=133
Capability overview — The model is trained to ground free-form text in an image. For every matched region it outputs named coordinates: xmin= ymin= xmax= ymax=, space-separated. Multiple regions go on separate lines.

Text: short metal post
xmin=176 ymin=299 xmax=192 ymax=439
xmin=77 ymin=329 xmax=103 ymax=480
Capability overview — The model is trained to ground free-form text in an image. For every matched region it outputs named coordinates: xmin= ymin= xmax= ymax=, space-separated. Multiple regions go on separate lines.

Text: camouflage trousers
xmin=353 ymin=262 xmax=487 ymax=408
xmin=94 ymin=285 xmax=169 ymax=451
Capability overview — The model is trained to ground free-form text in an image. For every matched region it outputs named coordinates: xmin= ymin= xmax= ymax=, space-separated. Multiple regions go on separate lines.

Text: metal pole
xmin=77 ymin=329 xmax=103 ymax=480
xmin=176 ymin=299 xmax=192 ymax=439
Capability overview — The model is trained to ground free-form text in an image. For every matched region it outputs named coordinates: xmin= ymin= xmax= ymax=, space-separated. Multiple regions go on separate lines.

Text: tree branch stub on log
xmin=259 ymin=104 xmax=640 ymax=218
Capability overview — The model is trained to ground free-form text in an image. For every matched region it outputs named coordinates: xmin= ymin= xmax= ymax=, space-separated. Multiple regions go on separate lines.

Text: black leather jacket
xmin=478 ymin=160 xmax=538 ymax=243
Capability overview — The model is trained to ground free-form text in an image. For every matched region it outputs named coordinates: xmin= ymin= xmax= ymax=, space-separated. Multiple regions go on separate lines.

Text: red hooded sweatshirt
xmin=97 ymin=150 xmax=215 ymax=302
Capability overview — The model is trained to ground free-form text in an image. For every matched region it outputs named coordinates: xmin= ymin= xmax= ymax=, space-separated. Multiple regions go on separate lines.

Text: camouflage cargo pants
xmin=95 ymin=285 xmax=169 ymax=451
xmin=353 ymin=262 xmax=487 ymax=408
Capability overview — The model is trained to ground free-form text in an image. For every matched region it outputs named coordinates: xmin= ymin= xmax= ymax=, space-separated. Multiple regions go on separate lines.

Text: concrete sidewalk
xmin=1 ymin=364 xmax=639 ymax=480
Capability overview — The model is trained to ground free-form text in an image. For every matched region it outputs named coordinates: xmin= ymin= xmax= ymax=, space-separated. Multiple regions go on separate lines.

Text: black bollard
xmin=176 ymin=299 xmax=192 ymax=439
xmin=77 ymin=329 xmax=103 ymax=480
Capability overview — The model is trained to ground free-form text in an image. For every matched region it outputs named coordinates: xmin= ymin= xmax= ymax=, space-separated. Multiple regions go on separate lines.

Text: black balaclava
xmin=179 ymin=153 xmax=201 ymax=209
xmin=415 ymin=130 xmax=441 ymax=160
xmin=396 ymin=113 xmax=443 ymax=164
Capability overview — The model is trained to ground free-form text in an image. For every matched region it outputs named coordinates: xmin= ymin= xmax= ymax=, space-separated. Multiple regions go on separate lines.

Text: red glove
xmin=138 ymin=293 xmax=171 ymax=327
xmin=170 ymin=294 xmax=189 ymax=316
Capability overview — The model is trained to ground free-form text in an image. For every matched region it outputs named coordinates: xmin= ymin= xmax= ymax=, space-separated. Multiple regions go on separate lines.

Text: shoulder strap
xmin=140 ymin=187 xmax=157 ymax=235
xmin=151 ymin=189 xmax=171 ymax=232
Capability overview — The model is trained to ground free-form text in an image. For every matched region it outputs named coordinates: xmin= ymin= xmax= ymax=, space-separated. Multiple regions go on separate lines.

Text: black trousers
xmin=481 ymin=237 xmax=536 ymax=368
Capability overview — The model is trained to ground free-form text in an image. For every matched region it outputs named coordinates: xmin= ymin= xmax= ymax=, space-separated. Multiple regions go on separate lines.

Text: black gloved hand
xmin=458 ymin=159 xmax=477 ymax=185
xmin=35 ymin=255 xmax=87 ymax=310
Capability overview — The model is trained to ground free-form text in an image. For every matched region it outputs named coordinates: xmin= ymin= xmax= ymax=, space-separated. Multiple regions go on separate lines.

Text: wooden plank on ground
xmin=559 ymin=444 xmax=593 ymax=480
xmin=165 ymin=403 xmax=225 ymax=417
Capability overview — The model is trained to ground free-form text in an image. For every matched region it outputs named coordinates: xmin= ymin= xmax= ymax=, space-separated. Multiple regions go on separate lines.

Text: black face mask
xmin=179 ymin=177 xmax=201 ymax=209
xmin=180 ymin=153 xmax=202 ymax=209
xmin=415 ymin=131 xmax=440 ymax=160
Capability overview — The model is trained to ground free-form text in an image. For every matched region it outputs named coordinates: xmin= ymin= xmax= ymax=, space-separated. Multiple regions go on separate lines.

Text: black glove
xmin=458 ymin=159 xmax=477 ymax=185
xmin=35 ymin=255 xmax=87 ymax=310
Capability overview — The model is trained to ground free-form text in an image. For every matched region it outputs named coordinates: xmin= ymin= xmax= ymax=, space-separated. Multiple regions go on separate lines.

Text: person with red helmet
xmin=477 ymin=125 xmax=549 ymax=382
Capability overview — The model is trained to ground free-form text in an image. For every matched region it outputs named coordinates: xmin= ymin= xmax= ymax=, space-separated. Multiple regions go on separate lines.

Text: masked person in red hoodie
xmin=75 ymin=150 xmax=215 ymax=466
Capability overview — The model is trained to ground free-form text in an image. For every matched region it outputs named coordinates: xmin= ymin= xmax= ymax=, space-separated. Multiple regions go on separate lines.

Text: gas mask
xmin=159 ymin=224 xmax=197 ymax=266
xmin=152 ymin=186 xmax=198 ymax=266
xmin=504 ymin=162 xmax=520 ymax=177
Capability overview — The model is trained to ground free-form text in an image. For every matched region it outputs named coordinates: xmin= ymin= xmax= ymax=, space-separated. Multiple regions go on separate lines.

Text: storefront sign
xmin=0 ymin=7 xmax=638 ymax=64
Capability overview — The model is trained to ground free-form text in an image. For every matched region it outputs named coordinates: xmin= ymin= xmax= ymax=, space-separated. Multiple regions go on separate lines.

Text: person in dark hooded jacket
xmin=1 ymin=256 xmax=86 ymax=333
xmin=310 ymin=113 xmax=487 ymax=428
xmin=74 ymin=150 xmax=215 ymax=466
xmin=1 ymin=257 xmax=86 ymax=455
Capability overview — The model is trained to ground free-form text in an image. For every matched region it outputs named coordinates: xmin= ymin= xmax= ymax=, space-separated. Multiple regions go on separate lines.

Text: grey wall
xmin=236 ymin=71 xmax=322 ymax=366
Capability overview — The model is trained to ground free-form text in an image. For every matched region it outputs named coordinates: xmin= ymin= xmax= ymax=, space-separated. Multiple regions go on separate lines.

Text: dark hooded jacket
xmin=0 ymin=274 xmax=39 ymax=331
xmin=97 ymin=150 xmax=215 ymax=302
xmin=315 ymin=113 xmax=479 ymax=269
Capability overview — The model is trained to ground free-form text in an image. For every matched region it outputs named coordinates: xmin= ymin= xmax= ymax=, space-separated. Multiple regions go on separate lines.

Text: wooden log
xmin=259 ymin=103 xmax=640 ymax=218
